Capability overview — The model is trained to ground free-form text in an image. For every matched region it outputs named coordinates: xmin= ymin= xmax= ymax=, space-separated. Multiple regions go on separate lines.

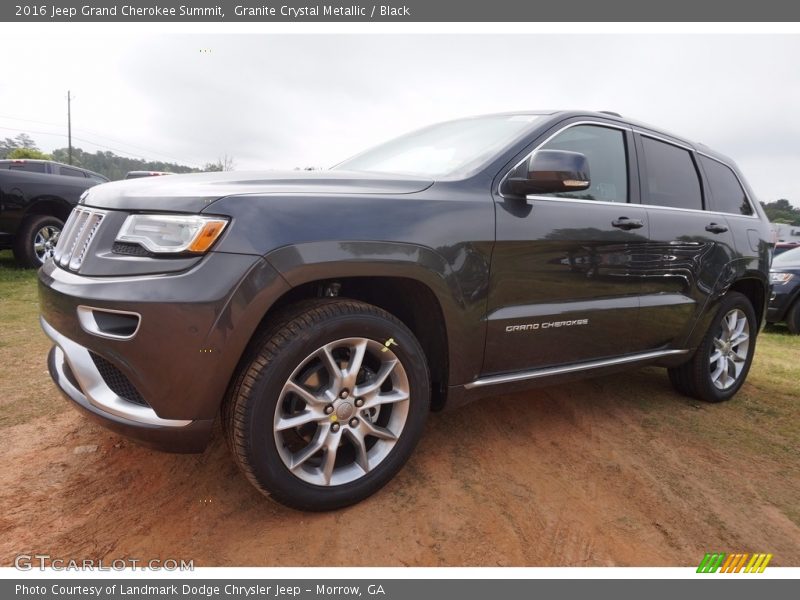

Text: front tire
xmin=668 ymin=292 xmax=757 ymax=403
xmin=13 ymin=215 xmax=64 ymax=268
xmin=223 ymin=299 xmax=430 ymax=511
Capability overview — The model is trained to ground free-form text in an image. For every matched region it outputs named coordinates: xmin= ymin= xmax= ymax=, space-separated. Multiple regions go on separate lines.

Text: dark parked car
xmin=0 ymin=159 xmax=108 ymax=183
xmin=0 ymin=163 xmax=107 ymax=267
xmin=767 ymin=246 xmax=800 ymax=333
xmin=38 ymin=111 xmax=772 ymax=510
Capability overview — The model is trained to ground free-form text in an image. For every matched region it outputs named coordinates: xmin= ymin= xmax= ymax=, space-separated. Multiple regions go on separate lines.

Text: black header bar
xmin=4 ymin=0 xmax=800 ymax=22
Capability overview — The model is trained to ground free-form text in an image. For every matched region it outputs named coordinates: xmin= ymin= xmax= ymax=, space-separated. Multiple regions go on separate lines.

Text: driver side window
xmin=537 ymin=125 xmax=629 ymax=203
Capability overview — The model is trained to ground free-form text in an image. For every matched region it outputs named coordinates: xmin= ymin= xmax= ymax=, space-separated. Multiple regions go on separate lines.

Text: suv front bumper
xmin=44 ymin=320 xmax=214 ymax=452
xmin=766 ymin=284 xmax=800 ymax=323
xmin=38 ymin=252 xmax=290 ymax=453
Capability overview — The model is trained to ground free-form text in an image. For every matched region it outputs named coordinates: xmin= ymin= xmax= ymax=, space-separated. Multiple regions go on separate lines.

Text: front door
xmin=483 ymin=122 xmax=648 ymax=375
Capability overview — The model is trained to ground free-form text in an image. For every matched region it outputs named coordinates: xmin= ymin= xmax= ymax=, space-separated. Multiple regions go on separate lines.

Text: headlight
xmin=770 ymin=272 xmax=794 ymax=285
xmin=116 ymin=214 xmax=228 ymax=254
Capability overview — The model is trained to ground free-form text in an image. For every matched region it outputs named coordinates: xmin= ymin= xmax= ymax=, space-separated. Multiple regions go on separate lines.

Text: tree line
xmin=760 ymin=199 xmax=800 ymax=226
xmin=0 ymin=133 xmax=232 ymax=180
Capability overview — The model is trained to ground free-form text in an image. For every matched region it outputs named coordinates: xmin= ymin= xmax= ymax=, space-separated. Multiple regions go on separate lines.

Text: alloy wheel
xmin=709 ymin=308 xmax=750 ymax=390
xmin=273 ymin=337 xmax=410 ymax=486
xmin=33 ymin=225 xmax=61 ymax=264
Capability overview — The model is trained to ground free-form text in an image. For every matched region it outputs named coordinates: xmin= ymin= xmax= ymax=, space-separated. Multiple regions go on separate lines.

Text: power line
xmin=0 ymin=113 xmax=204 ymax=166
xmin=0 ymin=125 xmax=147 ymax=161
xmin=0 ymin=124 xmax=203 ymax=168
xmin=0 ymin=115 xmax=205 ymax=167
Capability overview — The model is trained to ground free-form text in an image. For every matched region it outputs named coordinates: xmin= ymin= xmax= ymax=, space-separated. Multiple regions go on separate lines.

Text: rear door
xmin=484 ymin=121 xmax=649 ymax=375
xmin=634 ymin=133 xmax=736 ymax=350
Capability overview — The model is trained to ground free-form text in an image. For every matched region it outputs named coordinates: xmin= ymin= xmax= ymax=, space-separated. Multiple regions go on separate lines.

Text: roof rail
xmin=599 ymin=111 xmax=622 ymax=117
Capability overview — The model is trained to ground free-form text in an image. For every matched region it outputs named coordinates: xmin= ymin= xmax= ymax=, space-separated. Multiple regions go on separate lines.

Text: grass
xmin=0 ymin=250 xmax=66 ymax=427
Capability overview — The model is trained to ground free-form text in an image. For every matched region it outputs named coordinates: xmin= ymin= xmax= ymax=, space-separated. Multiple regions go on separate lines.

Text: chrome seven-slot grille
xmin=53 ymin=207 xmax=106 ymax=271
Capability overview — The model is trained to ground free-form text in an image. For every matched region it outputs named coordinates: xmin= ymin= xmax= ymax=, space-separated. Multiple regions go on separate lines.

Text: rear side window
xmin=699 ymin=156 xmax=753 ymax=216
xmin=641 ymin=137 xmax=703 ymax=210
xmin=59 ymin=166 xmax=86 ymax=178
xmin=538 ymin=124 xmax=628 ymax=203
xmin=9 ymin=162 xmax=46 ymax=173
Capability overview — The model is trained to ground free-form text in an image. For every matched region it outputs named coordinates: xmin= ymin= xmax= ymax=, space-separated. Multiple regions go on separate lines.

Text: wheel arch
xmin=252 ymin=241 xmax=481 ymax=409
xmin=683 ymin=268 xmax=769 ymax=351
xmin=728 ymin=275 xmax=768 ymax=329
xmin=23 ymin=195 xmax=74 ymax=223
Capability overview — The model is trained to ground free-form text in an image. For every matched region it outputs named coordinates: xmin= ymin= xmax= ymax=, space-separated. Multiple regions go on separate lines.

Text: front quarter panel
xmin=206 ymin=187 xmax=495 ymax=385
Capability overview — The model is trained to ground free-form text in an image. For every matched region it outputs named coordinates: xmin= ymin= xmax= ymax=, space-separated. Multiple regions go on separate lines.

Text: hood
xmin=81 ymin=170 xmax=434 ymax=213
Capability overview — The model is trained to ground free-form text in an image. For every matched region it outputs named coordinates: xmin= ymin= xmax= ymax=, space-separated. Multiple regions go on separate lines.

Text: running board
xmin=464 ymin=349 xmax=690 ymax=390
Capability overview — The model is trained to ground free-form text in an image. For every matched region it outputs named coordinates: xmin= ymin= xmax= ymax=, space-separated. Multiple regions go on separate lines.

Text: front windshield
xmin=773 ymin=246 xmax=800 ymax=266
xmin=335 ymin=114 xmax=543 ymax=178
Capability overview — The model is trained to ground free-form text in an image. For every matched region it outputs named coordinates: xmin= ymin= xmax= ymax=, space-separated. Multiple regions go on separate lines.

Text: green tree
xmin=760 ymin=199 xmax=800 ymax=225
xmin=0 ymin=133 xmax=40 ymax=158
xmin=7 ymin=147 xmax=52 ymax=160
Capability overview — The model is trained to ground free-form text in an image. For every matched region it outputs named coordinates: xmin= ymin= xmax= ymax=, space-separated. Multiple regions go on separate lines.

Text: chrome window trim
xmin=637 ymin=201 xmax=759 ymax=219
xmin=465 ymin=349 xmax=690 ymax=389
xmin=518 ymin=196 xmax=637 ymax=208
xmin=515 ymin=194 xmax=758 ymax=220
xmin=634 ymin=130 xmax=695 ymax=152
xmin=496 ymin=120 xmax=633 ymax=201
xmin=496 ymin=120 xmax=760 ymax=220
xmin=76 ymin=305 xmax=142 ymax=341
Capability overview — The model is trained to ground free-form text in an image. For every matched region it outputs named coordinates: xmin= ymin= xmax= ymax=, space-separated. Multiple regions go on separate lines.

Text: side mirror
xmin=504 ymin=149 xmax=591 ymax=197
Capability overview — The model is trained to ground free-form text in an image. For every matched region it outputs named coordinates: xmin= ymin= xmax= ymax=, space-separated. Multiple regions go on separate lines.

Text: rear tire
xmin=785 ymin=299 xmax=800 ymax=335
xmin=223 ymin=298 xmax=430 ymax=511
xmin=13 ymin=215 xmax=64 ymax=268
xmin=667 ymin=292 xmax=757 ymax=403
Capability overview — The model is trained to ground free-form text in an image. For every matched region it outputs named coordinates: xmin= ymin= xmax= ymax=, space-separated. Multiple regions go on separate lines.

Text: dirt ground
xmin=1 ymin=364 xmax=798 ymax=567
xmin=1 ymin=256 xmax=798 ymax=567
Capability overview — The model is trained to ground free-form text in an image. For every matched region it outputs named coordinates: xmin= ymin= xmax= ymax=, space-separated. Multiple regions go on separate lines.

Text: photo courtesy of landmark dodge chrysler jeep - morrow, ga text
xmin=38 ymin=111 xmax=772 ymax=510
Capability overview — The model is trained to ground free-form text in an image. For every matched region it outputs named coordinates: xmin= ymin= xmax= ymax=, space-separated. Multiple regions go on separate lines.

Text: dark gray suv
xmin=38 ymin=111 xmax=772 ymax=510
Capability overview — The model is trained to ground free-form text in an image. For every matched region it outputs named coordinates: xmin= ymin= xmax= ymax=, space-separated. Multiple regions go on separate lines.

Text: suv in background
xmin=0 ymin=159 xmax=109 ymax=183
xmin=38 ymin=111 xmax=772 ymax=510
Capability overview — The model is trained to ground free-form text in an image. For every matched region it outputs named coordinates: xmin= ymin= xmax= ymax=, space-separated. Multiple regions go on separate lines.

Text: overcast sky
xmin=1 ymin=33 xmax=798 ymax=203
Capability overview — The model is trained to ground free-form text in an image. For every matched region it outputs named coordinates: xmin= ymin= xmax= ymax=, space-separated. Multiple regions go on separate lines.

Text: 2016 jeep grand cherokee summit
xmin=38 ymin=111 xmax=771 ymax=510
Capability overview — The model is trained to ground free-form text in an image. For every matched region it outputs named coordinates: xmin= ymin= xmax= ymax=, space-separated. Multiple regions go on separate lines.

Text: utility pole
xmin=67 ymin=90 xmax=72 ymax=165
